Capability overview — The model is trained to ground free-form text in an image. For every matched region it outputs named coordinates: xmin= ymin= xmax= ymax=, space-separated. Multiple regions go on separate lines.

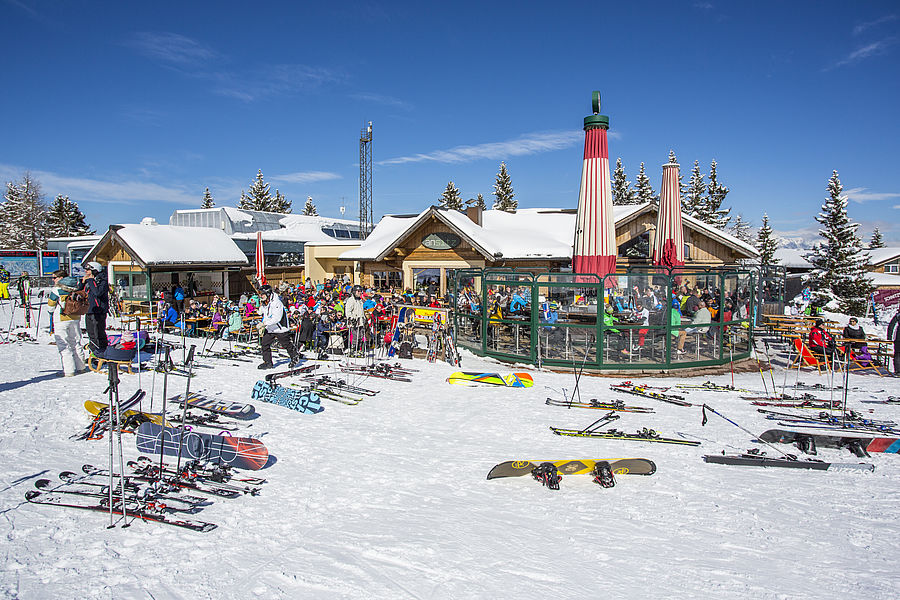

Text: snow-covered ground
xmin=1 ymin=298 xmax=899 ymax=600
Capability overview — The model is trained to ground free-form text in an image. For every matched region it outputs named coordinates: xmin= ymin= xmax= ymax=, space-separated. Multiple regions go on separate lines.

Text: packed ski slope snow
xmin=1 ymin=300 xmax=899 ymax=599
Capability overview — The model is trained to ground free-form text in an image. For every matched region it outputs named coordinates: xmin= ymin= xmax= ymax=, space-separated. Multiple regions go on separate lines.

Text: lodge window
xmin=885 ymin=261 xmax=899 ymax=274
xmin=618 ymin=232 xmax=650 ymax=259
xmin=373 ymin=271 xmax=402 ymax=290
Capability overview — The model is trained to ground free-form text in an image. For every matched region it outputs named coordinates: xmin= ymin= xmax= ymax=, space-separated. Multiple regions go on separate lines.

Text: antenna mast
xmin=359 ymin=121 xmax=373 ymax=238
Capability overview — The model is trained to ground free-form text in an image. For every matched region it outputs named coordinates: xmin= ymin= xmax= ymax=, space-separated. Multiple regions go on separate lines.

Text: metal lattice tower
xmin=359 ymin=121 xmax=373 ymax=238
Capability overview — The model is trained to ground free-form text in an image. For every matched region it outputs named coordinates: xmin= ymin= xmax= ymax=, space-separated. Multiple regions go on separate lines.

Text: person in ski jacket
xmin=0 ymin=265 xmax=9 ymax=299
xmin=888 ymin=311 xmax=900 ymax=374
xmin=16 ymin=271 xmax=31 ymax=305
xmin=808 ymin=319 xmax=836 ymax=359
xmin=78 ymin=262 xmax=109 ymax=357
xmin=344 ymin=285 xmax=366 ymax=353
xmin=222 ymin=306 xmax=243 ymax=340
xmin=46 ymin=270 xmax=86 ymax=376
xmin=256 ymin=285 xmax=300 ymax=369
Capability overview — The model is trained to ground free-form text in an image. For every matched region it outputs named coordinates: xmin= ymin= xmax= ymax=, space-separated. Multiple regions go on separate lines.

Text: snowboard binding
xmin=531 ymin=462 xmax=561 ymax=490
xmin=795 ymin=434 xmax=817 ymax=455
xmin=591 ymin=461 xmax=616 ymax=488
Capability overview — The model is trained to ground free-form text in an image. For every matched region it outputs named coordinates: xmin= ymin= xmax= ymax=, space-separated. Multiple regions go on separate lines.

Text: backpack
xmin=398 ymin=341 xmax=413 ymax=359
xmin=63 ymin=289 xmax=90 ymax=316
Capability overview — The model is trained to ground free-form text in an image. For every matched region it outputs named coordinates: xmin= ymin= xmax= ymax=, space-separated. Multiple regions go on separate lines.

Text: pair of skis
xmin=550 ymin=412 xmax=699 ymax=446
xmin=610 ymin=383 xmax=692 ymax=407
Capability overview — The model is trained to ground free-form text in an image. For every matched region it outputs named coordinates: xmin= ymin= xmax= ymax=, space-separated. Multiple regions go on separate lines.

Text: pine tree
xmin=466 ymin=193 xmax=487 ymax=210
xmin=755 ymin=214 xmax=779 ymax=264
xmin=201 ymin=187 xmax=215 ymax=209
xmin=611 ymin=158 xmax=636 ymax=205
xmin=239 ymin=170 xmax=272 ymax=211
xmin=633 ymin=162 xmax=657 ymax=204
xmin=271 ymin=189 xmax=292 ymax=214
xmin=703 ymin=159 xmax=731 ymax=229
xmin=869 ymin=227 xmax=885 ymax=249
xmin=438 ymin=181 xmax=463 ymax=211
xmin=683 ymin=160 xmax=705 ymax=216
xmin=492 ymin=162 xmax=517 ymax=212
xmin=729 ymin=213 xmax=753 ymax=244
xmin=0 ymin=172 xmax=48 ymax=249
xmin=804 ymin=170 xmax=874 ymax=315
xmin=45 ymin=194 xmax=94 ymax=238
xmin=302 ymin=196 xmax=319 ymax=216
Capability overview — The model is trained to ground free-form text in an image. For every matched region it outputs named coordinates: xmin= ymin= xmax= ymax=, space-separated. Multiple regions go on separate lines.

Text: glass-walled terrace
xmin=452 ymin=266 xmax=755 ymax=370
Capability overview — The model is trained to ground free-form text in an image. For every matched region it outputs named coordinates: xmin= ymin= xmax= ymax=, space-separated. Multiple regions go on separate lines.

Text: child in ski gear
xmin=47 ymin=270 xmax=86 ymax=376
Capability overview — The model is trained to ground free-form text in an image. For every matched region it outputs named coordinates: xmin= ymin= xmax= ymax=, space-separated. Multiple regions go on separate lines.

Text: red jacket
xmin=809 ymin=326 xmax=833 ymax=348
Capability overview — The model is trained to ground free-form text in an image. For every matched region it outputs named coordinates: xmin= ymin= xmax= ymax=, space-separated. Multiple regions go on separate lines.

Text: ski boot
xmin=845 ymin=439 xmax=870 ymax=458
xmin=592 ymin=461 xmax=616 ymax=488
xmin=531 ymin=462 xmax=561 ymax=490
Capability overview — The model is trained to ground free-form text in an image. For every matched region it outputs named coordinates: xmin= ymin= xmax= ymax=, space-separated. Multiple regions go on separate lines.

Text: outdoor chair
xmin=788 ymin=337 xmax=833 ymax=374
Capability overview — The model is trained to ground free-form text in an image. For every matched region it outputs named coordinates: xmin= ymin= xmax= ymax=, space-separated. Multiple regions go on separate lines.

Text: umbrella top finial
xmin=584 ymin=91 xmax=609 ymax=130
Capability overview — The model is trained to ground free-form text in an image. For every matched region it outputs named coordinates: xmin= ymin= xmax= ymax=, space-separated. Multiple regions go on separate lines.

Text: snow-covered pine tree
xmin=239 ymin=170 xmax=273 ymax=211
xmin=684 ymin=160 xmax=705 ymax=216
xmin=729 ymin=213 xmax=753 ymax=244
xmin=466 ymin=193 xmax=487 ymax=210
xmin=438 ymin=181 xmax=463 ymax=211
xmin=804 ymin=170 xmax=874 ymax=315
xmin=633 ymin=162 xmax=657 ymax=204
xmin=703 ymin=159 xmax=731 ymax=229
xmin=611 ymin=158 xmax=634 ymax=205
xmin=302 ymin=196 xmax=318 ymax=216
xmin=46 ymin=194 xmax=94 ymax=238
xmin=755 ymin=213 xmax=779 ymax=264
xmin=869 ymin=226 xmax=885 ymax=249
xmin=492 ymin=162 xmax=517 ymax=212
xmin=668 ymin=150 xmax=686 ymax=208
xmin=0 ymin=173 xmax=48 ymax=249
xmin=271 ymin=189 xmax=292 ymax=214
xmin=201 ymin=187 xmax=215 ymax=209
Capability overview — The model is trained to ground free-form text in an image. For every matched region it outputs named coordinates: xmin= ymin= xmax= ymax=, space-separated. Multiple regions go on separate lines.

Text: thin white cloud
xmin=379 ymin=131 xmax=586 ymax=166
xmin=853 ymin=14 xmax=898 ymax=36
xmin=351 ymin=93 xmax=412 ymax=110
xmin=127 ymin=32 xmax=218 ymax=66
xmin=0 ymin=164 xmax=197 ymax=206
xmin=271 ymin=171 xmax=342 ymax=184
xmin=829 ymin=37 xmax=897 ymax=69
xmin=845 ymin=186 xmax=900 ymax=203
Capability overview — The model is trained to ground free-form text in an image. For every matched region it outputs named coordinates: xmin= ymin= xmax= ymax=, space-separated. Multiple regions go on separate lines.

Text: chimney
xmin=465 ymin=205 xmax=483 ymax=227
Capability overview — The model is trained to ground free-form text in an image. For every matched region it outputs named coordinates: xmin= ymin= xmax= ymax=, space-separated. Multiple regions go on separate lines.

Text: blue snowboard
xmin=251 ymin=380 xmax=324 ymax=414
xmin=135 ymin=422 xmax=269 ymax=470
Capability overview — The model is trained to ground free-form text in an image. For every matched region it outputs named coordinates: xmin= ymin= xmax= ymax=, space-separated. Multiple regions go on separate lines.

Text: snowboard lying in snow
xmin=84 ymin=400 xmax=168 ymax=427
xmin=170 ymin=393 xmax=256 ymax=419
xmin=447 ymin=372 xmax=534 ymax=388
xmin=487 ymin=458 xmax=656 ymax=479
xmin=758 ymin=429 xmax=900 ymax=457
xmin=135 ymin=422 xmax=269 ymax=471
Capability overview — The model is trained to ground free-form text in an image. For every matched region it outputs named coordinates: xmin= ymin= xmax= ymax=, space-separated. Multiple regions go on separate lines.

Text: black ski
xmin=703 ymin=453 xmax=874 ymax=472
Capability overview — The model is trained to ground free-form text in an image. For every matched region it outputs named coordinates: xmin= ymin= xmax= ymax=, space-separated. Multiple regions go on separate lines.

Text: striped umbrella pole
xmin=573 ymin=92 xmax=616 ymax=286
xmin=255 ymin=231 xmax=267 ymax=286
xmin=653 ymin=161 xmax=685 ymax=268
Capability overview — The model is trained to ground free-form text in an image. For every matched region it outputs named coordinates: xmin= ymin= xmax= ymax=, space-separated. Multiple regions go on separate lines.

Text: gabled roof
xmin=85 ymin=223 xmax=248 ymax=269
xmin=340 ymin=203 xmax=759 ymax=262
xmin=868 ymin=246 xmax=900 ymax=266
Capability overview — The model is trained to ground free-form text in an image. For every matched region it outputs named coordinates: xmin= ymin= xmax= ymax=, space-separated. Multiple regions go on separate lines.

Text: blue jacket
xmin=79 ymin=272 xmax=109 ymax=315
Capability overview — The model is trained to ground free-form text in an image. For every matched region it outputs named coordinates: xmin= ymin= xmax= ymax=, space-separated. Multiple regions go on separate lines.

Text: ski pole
xmin=135 ymin=318 xmax=142 ymax=393
xmin=700 ymin=404 xmax=791 ymax=458
xmin=175 ymin=345 xmax=196 ymax=474
xmin=762 ymin=341 xmax=778 ymax=397
xmin=111 ymin=366 xmax=129 ymax=528
xmin=107 ymin=365 xmax=120 ymax=528
xmin=158 ymin=347 xmax=170 ymax=483
xmin=33 ymin=290 xmax=44 ymax=340
xmin=580 ymin=412 xmax=619 ymax=434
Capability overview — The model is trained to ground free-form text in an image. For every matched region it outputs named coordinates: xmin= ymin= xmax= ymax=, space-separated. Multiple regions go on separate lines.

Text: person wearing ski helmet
xmin=78 ymin=261 xmax=110 ymax=357
xmin=256 ymin=284 xmax=301 ymax=370
xmin=344 ymin=284 xmax=366 ymax=354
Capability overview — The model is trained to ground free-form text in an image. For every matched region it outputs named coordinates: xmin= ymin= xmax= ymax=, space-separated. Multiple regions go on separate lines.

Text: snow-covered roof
xmin=342 ymin=203 xmax=757 ymax=263
xmin=867 ymin=271 xmax=900 ymax=287
xmin=230 ymin=213 xmax=361 ymax=244
xmin=773 ymin=248 xmax=813 ymax=269
xmin=87 ymin=223 xmax=248 ymax=268
xmin=868 ymin=246 xmax=900 ymax=266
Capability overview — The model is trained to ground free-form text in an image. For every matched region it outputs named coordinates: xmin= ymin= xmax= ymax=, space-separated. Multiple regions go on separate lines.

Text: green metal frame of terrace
xmin=451 ymin=266 xmax=757 ymax=371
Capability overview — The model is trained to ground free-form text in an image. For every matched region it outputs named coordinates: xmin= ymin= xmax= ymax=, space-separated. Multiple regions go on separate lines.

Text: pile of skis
xmin=339 ymin=361 xmax=415 ymax=382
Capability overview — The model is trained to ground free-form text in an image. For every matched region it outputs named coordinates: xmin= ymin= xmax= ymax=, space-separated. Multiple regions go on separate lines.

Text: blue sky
xmin=2 ymin=1 xmax=899 ymax=245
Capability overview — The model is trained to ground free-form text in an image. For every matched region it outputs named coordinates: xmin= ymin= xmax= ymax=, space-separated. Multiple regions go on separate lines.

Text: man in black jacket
xmin=888 ymin=310 xmax=900 ymax=374
xmin=79 ymin=261 xmax=110 ymax=357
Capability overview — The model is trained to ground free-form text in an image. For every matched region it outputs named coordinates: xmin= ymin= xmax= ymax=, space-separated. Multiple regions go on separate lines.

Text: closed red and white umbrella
xmin=573 ymin=92 xmax=617 ymax=286
xmin=255 ymin=231 xmax=267 ymax=286
xmin=653 ymin=160 xmax=685 ymax=268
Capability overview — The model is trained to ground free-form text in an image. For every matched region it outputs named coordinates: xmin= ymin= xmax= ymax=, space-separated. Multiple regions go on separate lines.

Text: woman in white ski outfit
xmin=46 ymin=270 xmax=86 ymax=376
